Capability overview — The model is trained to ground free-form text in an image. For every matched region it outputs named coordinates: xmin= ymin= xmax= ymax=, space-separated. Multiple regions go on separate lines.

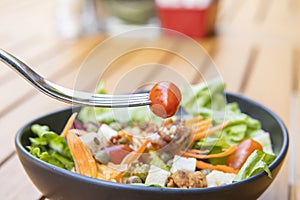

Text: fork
xmin=0 ymin=48 xmax=151 ymax=108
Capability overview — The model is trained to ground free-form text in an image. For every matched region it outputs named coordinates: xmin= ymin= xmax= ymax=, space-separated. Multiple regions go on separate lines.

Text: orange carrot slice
xmin=193 ymin=121 xmax=230 ymax=141
xmin=183 ymin=145 xmax=237 ymax=159
xmin=195 ymin=119 xmax=212 ymax=130
xmin=118 ymin=130 xmax=133 ymax=143
xmin=196 ymin=160 xmax=239 ymax=174
xmin=66 ymin=130 xmax=98 ymax=178
xmin=60 ymin=112 xmax=77 ymax=137
xmin=115 ymin=171 xmax=125 ymax=183
xmin=185 ymin=116 xmax=203 ymax=129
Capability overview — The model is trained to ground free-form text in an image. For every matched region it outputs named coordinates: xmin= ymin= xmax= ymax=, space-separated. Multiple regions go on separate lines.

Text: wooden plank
xmin=232 ymin=0 xmax=264 ymax=26
xmin=243 ymin=45 xmax=291 ymax=200
xmin=262 ymin=0 xmax=300 ymax=42
xmin=0 ymin=156 xmax=42 ymax=200
xmin=244 ymin=44 xmax=292 ymax=123
xmin=0 ymin=0 xmax=40 ymax=13
xmin=243 ymin=44 xmax=293 ymax=199
xmin=295 ymin=47 xmax=300 ymax=200
xmin=207 ymin=38 xmax=254 ymax=92
xmin=0 ymin=0 xmax=54 ymax=39
xmin=265 ymin=0 xmax=300 ymax=27
xmin=217 ymin=0 xmax=246 ymax=24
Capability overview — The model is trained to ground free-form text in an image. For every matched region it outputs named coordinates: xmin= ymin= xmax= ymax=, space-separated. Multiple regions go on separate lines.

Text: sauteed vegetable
xmin=27 ymin=80 xmax=276 ymax=188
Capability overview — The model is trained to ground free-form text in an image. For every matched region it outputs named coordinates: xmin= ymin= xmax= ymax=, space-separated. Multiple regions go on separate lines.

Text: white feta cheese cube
xmin=80 ymin=132 xmax=108 ymax=154
xmin=145 ymin=165 xmax=171 ymax=187
xmin=98 ymin=124 xmax=118 ymax=140
xmin=171 ymin=155 xmax=196 ymax=173
xmin=206 ymin=170 xmax=236 ymax=187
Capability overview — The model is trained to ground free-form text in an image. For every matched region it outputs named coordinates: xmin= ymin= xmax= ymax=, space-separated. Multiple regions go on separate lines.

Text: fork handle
xmin=0 ymin=48 xmax=43 ymax=85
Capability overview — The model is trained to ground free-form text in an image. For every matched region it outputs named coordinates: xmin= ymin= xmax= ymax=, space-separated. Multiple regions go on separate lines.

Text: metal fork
xmin=0 ymin=48 xmax=151 ymax=108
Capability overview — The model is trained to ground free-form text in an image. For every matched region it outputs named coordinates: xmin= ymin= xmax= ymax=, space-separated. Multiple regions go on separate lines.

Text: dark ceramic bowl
xmin=15 ymin=93 xmax=289 ymax=200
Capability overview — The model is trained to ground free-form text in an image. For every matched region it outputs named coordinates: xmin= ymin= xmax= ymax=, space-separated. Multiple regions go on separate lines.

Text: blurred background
xmin=0 ymin=0 xmax=299 ymax=199
xmin=54 ymin=0 xmax=219 ymax=39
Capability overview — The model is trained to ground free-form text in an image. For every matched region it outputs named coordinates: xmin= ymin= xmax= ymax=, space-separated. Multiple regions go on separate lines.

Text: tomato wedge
xmin=226 ymin=138 xmax=263 ymax=170
xmin=104 ymin=145 xmax=133 ymax=164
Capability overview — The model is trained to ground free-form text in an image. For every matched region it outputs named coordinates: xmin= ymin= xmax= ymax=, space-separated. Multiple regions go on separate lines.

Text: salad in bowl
xmin=26 ymin=80 xmax=277 ymax=189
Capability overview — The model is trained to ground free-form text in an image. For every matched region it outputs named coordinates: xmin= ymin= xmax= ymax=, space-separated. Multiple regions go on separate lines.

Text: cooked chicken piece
xmin=172 ymin=170 xmax=207 ymax=188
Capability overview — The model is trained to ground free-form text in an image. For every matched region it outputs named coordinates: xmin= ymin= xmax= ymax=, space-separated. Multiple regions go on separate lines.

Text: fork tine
xmin=88 ymin=93 xmax=151 ymax=107
xmin=92 ymin=93 xmax=149 ymax=99
xmin=90 ymin=100 xmax=152 ymax=108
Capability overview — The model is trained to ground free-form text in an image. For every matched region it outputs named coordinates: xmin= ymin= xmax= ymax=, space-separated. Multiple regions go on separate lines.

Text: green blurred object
xmin=102 ymin=0 xmax=156 ymax=24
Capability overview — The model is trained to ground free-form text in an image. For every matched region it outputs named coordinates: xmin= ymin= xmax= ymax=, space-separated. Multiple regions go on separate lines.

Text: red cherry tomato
xmin=104 ymin=145 xmax=132 ymax=164
xmin=226 ymin=138 xmax=263 ymax=170
xmin=149 ymin=81 xmax=182 ymax=118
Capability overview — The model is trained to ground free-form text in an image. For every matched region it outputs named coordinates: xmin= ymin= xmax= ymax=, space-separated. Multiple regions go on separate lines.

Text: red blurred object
xmin=156 ymin=1 xmax=218 ymax=38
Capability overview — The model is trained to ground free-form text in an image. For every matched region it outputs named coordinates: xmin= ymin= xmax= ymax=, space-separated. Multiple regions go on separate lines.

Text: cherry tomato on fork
xmin=149 ymin=81 xmax=182 ymax=119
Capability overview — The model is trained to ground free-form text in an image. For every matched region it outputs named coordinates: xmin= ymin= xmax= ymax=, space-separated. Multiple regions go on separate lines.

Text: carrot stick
xmin=195 ymin=119 xmax=212 ymax=130
xmin=120 ymin=139 xmax=150 ymax=165
xmin=196 ymin=160 xmax=239 ymax=174
xmin=118 ymin=130 xmax=133 ymax=143
xmin=185 ymin=116 xmax=203 ymax=128
xmin=60 ymin=112 xmax=78 ymax=137
xmin=189 ymin=149 xmax=209 ymax=154
xmin=115 ymin=171 xmax=125 ymax=183
xmin=193 ymin=121 xmax=230 ymax=141
xmin=183 ymin=145 xmax=237 ymax=159
xmin=136 ymin=139 xmax=150 ymax=154
xmin=66 ymin=130 xmax=98 ymax=178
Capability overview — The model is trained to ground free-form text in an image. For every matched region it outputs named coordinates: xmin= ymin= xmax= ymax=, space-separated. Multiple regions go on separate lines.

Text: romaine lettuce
xmin=27 ymin=124 xmax=74 ymax=170
xmin=234 ymin=150 xmax=276 ymax=182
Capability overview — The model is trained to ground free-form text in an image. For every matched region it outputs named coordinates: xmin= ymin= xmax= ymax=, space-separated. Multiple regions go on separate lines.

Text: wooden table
xmin=0 ymin=0 xmax=299 ymax=199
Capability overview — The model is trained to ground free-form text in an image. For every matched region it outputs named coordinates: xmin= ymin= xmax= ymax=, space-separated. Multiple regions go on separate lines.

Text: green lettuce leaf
xmin=180 ymin=78 xmax=226 ymax=115
xmin=149 ymin=151 xmax=170 ymax=171
xmin=234 ymin=150 xmax=276 ymax=182
xmin=27 ymin=124 xmax=74 ymax=170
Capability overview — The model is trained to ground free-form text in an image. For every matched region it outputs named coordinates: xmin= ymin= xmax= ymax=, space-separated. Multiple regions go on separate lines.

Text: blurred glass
xmin=101 ymin=0 xmax=156 ymax=25
xmin=55 ymin=0 xmax=157 ymax=39
xmin=55 ymin=0 xmax=103 ymax=39
xmin=100 ymin=0 xmax=158 ymax=35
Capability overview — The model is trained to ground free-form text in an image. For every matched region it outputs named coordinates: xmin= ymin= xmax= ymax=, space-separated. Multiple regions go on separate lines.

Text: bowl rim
xmin=15 ymin=92 xmax=289 ymax=194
